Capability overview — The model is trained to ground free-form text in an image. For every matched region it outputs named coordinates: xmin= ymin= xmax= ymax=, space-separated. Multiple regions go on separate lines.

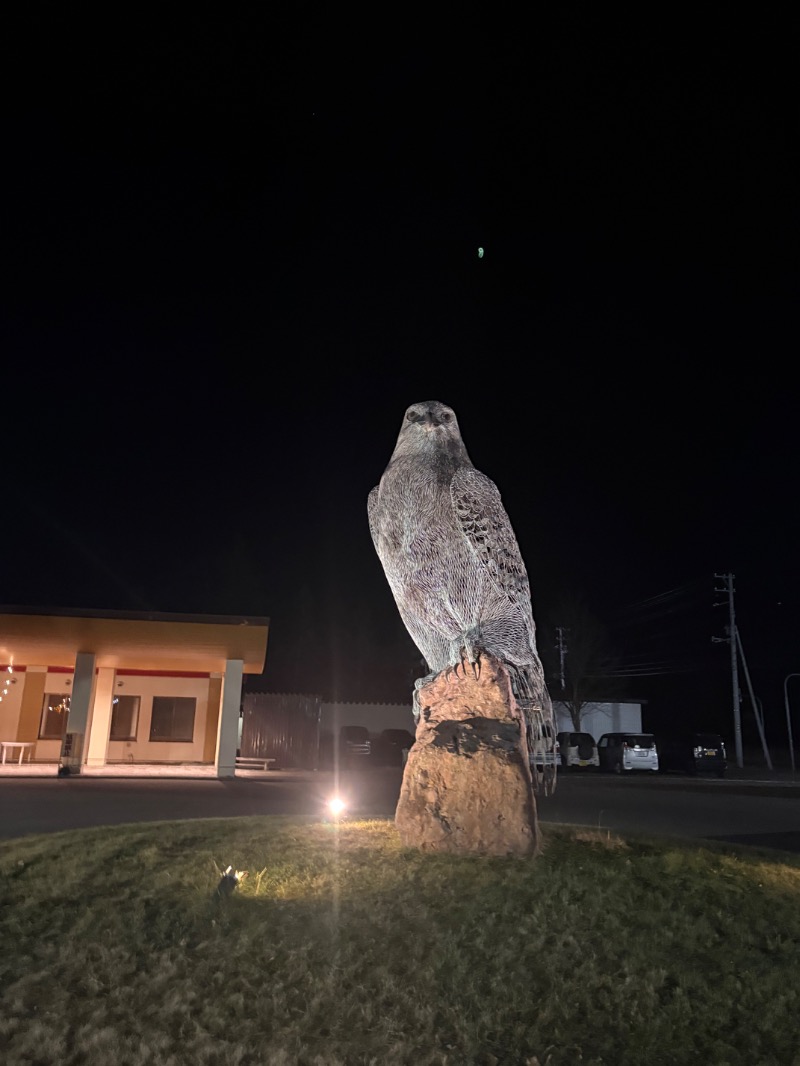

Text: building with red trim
xmin=0 ymin=606 xmax=269 ymax=777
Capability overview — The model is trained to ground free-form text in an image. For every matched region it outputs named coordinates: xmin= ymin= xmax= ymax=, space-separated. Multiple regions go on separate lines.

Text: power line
xmin=614 ymin=578 xmax=710 ymax=618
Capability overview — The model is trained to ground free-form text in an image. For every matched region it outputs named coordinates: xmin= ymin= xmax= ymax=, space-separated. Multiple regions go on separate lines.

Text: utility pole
xmin=713 ymin=573 xmax=743 ymax=768
xmin=735 ymin=626 xmax=772 ymax=770
xmin=784 ymin=674 xmax=800 ymax=776
xmin=555 ymin=627 xmax=568 ymax=690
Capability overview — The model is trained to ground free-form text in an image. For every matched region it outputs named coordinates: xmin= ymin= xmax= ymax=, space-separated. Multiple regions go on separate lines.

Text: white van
xmin=597 ymin=732 xmax=659 ymax=773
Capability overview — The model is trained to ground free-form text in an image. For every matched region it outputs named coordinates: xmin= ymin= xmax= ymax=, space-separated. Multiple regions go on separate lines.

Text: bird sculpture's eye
xmin=442 ymin=411 xmax=452 ymax=422
xmin=406 ymin=408 xmax=420 ymax=422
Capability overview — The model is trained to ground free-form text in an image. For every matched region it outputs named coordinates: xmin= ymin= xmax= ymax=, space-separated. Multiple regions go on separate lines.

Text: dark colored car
xmin=372 ymin=728 xmax=416 ymax=766
xmin=658 ymin=732 xmax=727 ymax=777
xmin=338 ymin=726 xmax=372 ymax=765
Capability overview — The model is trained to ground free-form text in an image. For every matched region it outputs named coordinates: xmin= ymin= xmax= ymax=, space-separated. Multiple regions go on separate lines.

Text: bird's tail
xmin=513 ymin=661 xmax=558 ymax=797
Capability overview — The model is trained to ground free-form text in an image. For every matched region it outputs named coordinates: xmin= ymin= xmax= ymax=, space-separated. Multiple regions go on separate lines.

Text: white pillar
xmin=216 ymin=659 xmax=243 ymax=778
xmin=60 ymin=652 xmax=96 ymax=774
xmin=85 ymin=668 xmax=116 ymax=767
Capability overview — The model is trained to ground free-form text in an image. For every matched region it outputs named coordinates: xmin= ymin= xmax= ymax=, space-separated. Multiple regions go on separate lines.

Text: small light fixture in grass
xmin=327 ymin=795 xmax=347 ymax=819
xmin=216 ymin=865 xmax=248 ymax=898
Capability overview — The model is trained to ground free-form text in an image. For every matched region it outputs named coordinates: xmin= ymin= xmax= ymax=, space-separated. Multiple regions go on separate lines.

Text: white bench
xmin=1 ymin=741 xmax=35 ymax=764
xmin=235 ymin=756 xmax=276 ymax=770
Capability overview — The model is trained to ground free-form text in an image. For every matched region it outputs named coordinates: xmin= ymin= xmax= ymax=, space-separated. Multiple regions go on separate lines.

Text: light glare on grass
xmin=327 ymin=795 xmax=346 ymax=818
xmin=2 ymin=819 xmax=799 ymax=1064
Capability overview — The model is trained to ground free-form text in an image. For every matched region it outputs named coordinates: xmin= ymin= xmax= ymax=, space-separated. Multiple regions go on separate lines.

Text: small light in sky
xmin=478 ymin=247 xmax=484 ymax=259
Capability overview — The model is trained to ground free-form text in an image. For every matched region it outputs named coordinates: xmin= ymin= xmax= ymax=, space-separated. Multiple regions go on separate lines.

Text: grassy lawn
xmin=1 ymin=815 xmax=798 ymax=1066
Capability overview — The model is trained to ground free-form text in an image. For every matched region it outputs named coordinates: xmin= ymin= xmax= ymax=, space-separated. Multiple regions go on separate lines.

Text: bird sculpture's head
xmin=391 ymin=400 xmax=473 ymax=465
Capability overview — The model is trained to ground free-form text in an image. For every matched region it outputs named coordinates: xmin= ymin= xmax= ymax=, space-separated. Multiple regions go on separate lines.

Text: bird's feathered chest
xmin=368 ymin=455 xmax=463 ymax=553
xmin=368 ymin=451 xmax=530 ymax=599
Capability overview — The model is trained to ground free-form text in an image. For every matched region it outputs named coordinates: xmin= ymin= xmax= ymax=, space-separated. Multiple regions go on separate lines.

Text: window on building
xmin=149 ymin=696 xmax=196 ymax=742
xmin=110 ymin=695 xmax=141 ymax=740
xmin=39 ymin=693 xmax=71 ymax=740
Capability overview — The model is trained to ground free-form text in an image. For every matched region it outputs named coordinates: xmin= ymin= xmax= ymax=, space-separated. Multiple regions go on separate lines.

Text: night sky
xmin=3 ymin=13 xmax=797 ymax=747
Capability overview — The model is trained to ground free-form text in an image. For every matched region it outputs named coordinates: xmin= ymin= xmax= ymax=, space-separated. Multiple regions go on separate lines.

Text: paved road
xmin=0 ymin=770 xmax=405 ymax=841
xmin=1 ymin=768 xmax=799 ymax=854
xmin=538 ymin=772 xmax=800 ymax=854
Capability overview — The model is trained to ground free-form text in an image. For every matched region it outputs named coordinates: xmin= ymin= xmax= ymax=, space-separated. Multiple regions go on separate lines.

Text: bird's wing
xmin=450 ymin=467 xmax=532 ymax=608
xmin=367 ymin=485 xmax=380 ymax=547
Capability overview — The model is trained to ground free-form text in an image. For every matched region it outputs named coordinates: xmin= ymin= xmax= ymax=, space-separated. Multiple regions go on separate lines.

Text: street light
xmin=784 ymin=674 xmax=800 ymax=776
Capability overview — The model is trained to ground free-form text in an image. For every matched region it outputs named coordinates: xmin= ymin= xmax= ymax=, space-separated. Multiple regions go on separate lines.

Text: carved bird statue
xmin=367 ymin=400 xmax=556 ymax=793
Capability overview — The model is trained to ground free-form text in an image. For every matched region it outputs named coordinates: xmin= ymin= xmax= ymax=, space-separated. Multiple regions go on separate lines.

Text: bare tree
xmin=539 ymin=594 xmax=629 ymax=731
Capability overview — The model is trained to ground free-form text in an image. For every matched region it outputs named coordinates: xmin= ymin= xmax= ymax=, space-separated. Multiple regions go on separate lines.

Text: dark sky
xmin=3 ymin=12 xmax=798 ymax=745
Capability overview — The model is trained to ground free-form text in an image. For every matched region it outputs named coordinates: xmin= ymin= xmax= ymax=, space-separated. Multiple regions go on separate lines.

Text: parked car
xmin=339 ymin=725 xmax=371 ymax=765
xmin=657 ymin=731 xmax=727 ymax=777
xmin=529 ymin=720 xmax=561 ymax=793
xmin=597 ymin=732 xmax=659 ymax=774
xmin=557 ymin=731 xmax=599 ymax=770
xmin=372 ymin=728 xmax=415 ymax=766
